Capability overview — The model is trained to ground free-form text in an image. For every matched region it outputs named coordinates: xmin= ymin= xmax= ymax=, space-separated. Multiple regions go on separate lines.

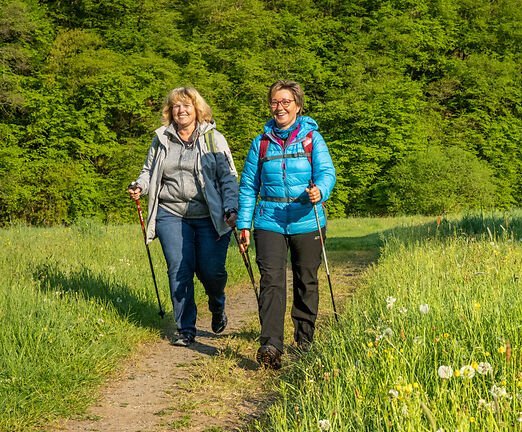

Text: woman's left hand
xmin=306 ymin=185 xmax=322 ymax=204
xmin=224 ymin=210 xmax=237 ymax=228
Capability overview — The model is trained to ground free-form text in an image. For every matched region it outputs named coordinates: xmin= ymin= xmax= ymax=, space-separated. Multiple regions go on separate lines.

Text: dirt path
xmin=50 ymin=251 xmax=375 ymax=432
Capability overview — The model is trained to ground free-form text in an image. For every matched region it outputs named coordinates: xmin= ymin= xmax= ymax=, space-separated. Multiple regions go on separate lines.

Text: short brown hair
xmin=161 ymin=87 xmax=213 ymax=126
xmin=268 ymin=80 xmax=304 ymax=114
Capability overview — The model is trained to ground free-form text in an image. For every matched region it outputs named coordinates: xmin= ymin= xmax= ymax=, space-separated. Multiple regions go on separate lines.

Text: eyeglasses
xmin=270 ymin=99 xmax=295 ymax=109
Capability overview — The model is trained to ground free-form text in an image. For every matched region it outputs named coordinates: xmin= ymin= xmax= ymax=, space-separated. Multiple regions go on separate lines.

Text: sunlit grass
xmin=0 ymin=221 xmax=248 ymax=431
xmin=250 ymin=211 xmax=522 ymax=431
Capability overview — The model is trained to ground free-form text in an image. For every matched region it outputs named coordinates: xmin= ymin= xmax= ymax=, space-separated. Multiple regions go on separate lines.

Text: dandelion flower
xmin=383 ymin=327 xmax=394 ymax=338
xmin=318 ymin=419 xmax=331 ymax=431
xmin=386 ymin=296 xmax=397 ymax=309
xmin=454 ymin=369 xmax=461 ymax=378
xmin=477 ymin=362 xmax=493 ymax=375
xmin=419 ymin=304 xmax=430 ymax=314
xmin=460 ymin=365 xmax=476 ymax=379
xmin=498 ymin=345 xmax=506 ymax=354
xmin=490 ymin=384 xmax=509 ymax=399
xmin=438 ymin=365 xmax=453 ymax=379
xmin=389 ymin=389 xmax=399 ymax=398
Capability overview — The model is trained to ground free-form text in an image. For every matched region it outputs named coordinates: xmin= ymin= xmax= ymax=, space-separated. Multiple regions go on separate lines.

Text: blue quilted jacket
xmin=237 ymin=115 xmax=336 ymax=235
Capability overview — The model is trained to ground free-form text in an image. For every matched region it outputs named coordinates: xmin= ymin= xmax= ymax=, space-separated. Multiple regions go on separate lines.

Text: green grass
xmin=249 ymin=211 xmax=522 ymax=431
xmin=4 ymin=212 xmax=520 ymax=431
xmin=0 ymin=221 xmax=248 ymax=431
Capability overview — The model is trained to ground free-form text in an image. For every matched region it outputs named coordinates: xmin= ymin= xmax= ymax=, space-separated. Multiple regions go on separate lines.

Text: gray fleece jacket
xmin=134 ymin=121 xmax=239 ymax=243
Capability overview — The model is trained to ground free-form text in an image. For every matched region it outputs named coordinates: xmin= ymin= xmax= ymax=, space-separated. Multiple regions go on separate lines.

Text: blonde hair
xmin=268 ymin=80 xmax=304 ymax=114
xmin=161 ymin=87 xmax=213 ymax=126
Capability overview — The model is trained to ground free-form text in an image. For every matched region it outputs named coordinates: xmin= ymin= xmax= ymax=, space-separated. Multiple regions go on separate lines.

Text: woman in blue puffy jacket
xmin=237 ymin=80 xmax=336 ymax=369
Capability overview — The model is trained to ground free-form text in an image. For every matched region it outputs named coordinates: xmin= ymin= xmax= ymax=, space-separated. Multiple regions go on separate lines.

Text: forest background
xmin=1 ymin=0 xmax=521 ymax=225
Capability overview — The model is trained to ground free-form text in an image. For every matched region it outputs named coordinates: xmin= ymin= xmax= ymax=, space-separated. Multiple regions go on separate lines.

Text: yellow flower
xmin=473 ymin=302 xmax=481 ymax=310
xmin=471 ymin=361 xmax=479 ymax=370
xmin=367 ymin=341 xmax=374 ymax=348
xmin=413 ymin=382 xmax=420 ymax=389
xmin=443 ymin=333 xmax=450 ymax=338
xmin=485 ymin=352 xmax=491 ymax=357
xmin=454 ymin=370 xmax=461 ymax=378
xmin=498 ymin=345 xmax=506 ymax=354
xmin=404 ymin=384 xmax=413 ymax=393
xmin=470 ymin=417 xmax=476 ymax=423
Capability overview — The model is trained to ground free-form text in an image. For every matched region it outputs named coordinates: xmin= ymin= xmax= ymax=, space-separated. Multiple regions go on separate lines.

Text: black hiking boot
xmin=171 ymin=333 xmax=195 ymax=347
xmin=256 ymin=345 xmax=282 ymax=370
xmin=211 ymin=311 xmax=228 ymax=334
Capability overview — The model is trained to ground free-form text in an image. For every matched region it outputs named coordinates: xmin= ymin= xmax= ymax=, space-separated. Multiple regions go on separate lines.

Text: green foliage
xmin=379 ymin=145 xmax=499 ymax=215
xmin=1 ymin=0 xmax=521 ymax=224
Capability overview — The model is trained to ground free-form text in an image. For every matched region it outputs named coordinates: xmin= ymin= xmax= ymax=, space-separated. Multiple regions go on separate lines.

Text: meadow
xmin=1 ymin=213 xmax=521 ymax=431
xmin=251 ymin=212 xmax=522 ymax=431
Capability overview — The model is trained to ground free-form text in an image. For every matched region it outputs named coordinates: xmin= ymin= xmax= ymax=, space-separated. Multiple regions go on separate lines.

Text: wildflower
xmin=460 ymin=365 xmax=476 ymax=379
xmin=477 ymin=362 xmax=493 ymax=375
xmin=471 ymin=361 xmax=479 ymax=370
xmin=498 ymin=345 xmax=506 ymax=354
xmin=470 ymin=417 xmax=476 ymax=423
xmin=386 ymin=296 xmax=397 ymax=310
xmin=389 ymin=389 xmax=399 ymax=398
xmin=318 ymin=419 xmax=331 ymax=431
xmin=382 ymin=327 xmax=394 ymax=338
xmin=490 ymin=384 xmax=509 ymax=399
xmin=443 ymin=333 xmax=449 ymax=338
xmin=473 ymin=302 xmax=481 ymax=310
xmin=419 ymin=304 xmax=430 ymax=314
xmin=454 ymin=369 xmax=461 ymax=378
xmin=399 ymin=307 xmax=408 ymax=314
xmin=438 ymin=365 xmax=453 ymax=379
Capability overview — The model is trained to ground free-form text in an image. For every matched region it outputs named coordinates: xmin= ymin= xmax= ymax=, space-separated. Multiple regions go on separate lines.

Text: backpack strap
xmin=258 ymin=135 xmax=270 ymax=163
xmin=302 ymin=131 xmax=313 ymax=164
xmin=203 ymin=130 xmax=217 ymax=153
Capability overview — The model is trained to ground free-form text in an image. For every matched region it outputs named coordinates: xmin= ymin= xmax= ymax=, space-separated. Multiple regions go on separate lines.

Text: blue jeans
xmin=155 ymin=206 xmax=231 ymax=336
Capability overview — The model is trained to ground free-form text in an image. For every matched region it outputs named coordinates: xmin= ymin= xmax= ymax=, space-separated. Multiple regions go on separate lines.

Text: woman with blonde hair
xmin=128 ymin=87 xmax=238 ymax=346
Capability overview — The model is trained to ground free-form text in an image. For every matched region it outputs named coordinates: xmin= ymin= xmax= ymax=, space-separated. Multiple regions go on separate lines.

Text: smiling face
xmin=171 ymin=97 xmax=197 ymax=131
xmin=270 ymin=89 xmax=301 ymax=130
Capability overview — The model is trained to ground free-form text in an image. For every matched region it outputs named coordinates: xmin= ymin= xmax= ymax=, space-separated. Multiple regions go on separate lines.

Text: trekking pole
xmin=130 ymin=186 xmax=165 ymax=319
xmin=231 ymin=227 xmax=259 ymax=304
xmin=308 ymin=180 xmax=339 ymax=322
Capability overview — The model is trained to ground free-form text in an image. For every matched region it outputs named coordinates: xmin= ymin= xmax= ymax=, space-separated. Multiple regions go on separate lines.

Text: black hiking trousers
xmin=253 ymin=228 xmax=324 ymax=353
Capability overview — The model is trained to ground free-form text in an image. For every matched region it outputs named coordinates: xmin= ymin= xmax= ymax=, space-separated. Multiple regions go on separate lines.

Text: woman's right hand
xmin=127 ymin=185 xmax=142 ymax=201
xmin=239 ymin=229 xmax=250 ymax=252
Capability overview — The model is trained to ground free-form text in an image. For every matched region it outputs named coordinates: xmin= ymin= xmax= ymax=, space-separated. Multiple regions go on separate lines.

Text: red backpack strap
xmin=258 ymin=135 xmax=270 ymax=164
xmin=302 ymin=131 xmax=314 ymax=164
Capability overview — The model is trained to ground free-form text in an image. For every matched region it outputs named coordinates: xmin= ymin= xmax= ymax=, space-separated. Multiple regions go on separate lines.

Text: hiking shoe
xmin=171 ymin=333 xmax=195 ymax=347
xmin=211 ymin=311 xmax=227 ymax=334
xmin=256 ymin=345 xmax=282 ymax=370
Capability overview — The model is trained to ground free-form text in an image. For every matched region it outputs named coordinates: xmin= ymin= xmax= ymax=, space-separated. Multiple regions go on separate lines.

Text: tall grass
xmin=252 ymin=211 xmax=522 ymax=431
xmin=0 ymin=221 xmax=247 ymax=431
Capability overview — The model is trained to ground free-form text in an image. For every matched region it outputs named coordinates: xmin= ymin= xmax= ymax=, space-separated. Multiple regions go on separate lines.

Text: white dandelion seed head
xmin=477 ymin=362 xmax=493 ymax=375
xmin=389 ymin=389 xmax=399 ymax=398
xmin=386 ymin=296 xmax=397 ymax=309
xmin=318 ymin=419 xmax=331 ymax=431
xmin=438 ymin=365 xmax=453 ymax=379
xmin=419 ymin=304 xmax=430 ymax=314
xmin=490 ymin=384 xmax=509 ymax=399
xmin=460 ymin=365 xmax=476 ymax=379
xmin=383 ymin=327 xmax=394 ymax=338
